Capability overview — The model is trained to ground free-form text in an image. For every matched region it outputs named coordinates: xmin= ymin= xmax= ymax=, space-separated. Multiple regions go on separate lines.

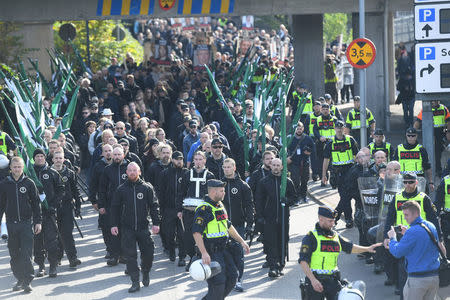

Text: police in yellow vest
xmin=0 ymin=130 xmax=17 ymax=156
xmin=324 ymin=94 xmax=343 ymax=121
xmin=368 ymin=129 xmax=394 ymax=161
xmin=289 ymin=83 xmax=313 ymax=120
xmin=393 ymin=127 xmax=434 ymax=191
xmin=414 ymin=100 xmax=450 ymax=176
xmin=345 ymin=96 xmax=376 ymax=145
xmin=192 ymin=179 xmax=250 ymax=300
xmin=434 ymin=174 xmax=450 ymax=251
xmin=304 ymin=101 xmax=322 ymax=137
xmin=299 ymin=206 xmax=381 ymax=299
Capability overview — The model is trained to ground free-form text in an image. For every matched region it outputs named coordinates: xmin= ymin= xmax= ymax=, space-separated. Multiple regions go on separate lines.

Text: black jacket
xmin=145 ymin=160 xmax=170 ymax=191
xmin=206 ymin=153 xmax=227 ymax=179
xmin=248 ymin=166 xmax=271 ymax=197
xmin=33 ymin=164 xmax=65 ymax=211
xmin=115 ymin=134 xmax=139 ymax=155
xmin=222 ymin=173 xmax=254 ymax=228
xmin=89 ymin=158 xmax=110 ymax=204
xmin=55 ymin=166 xmax=81 ymax=209
xmin=176 ymin=168 xmax=215 ymax=212
xmin=98 ymin=159 xmax=129 ymax=209
xmin=111 ymin=179 xmax=161 ymax=230
xmin=159 ymin=165 xmax=188 ymax=210
xmin=254 ymin=173 xmax=296 ymax=223
xmin=0 ymin=175 xmax=42 ymax=225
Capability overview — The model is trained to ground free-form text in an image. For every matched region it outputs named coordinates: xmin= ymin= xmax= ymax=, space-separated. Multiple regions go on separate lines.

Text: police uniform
xmin=345 ymin=106 xmax=376 ymax=145
xmin=110 ymin=176 xmax=161 ymax=292
xmin=290 ymin=87 xmax=312 ymax=120
xmin=322 ymin=124 xmax=359 ymax=223
xmin=435 ymin=174 xmax=450 ymax=251
xmin=383 ymin=173 xmax=442 ymax=295
xmin=0 ymin=130 xmax=17 ymax=156
xmin=98 ymin=158 xmax=129 ymax=264
xmin=299 ymin=207 xmax=353 ymax=300
xmin=0 ymin=173 xmax=41 ymax=292
xmin=192 ymin=180 xmax=237 ymax=300
xmin=32 ymin=149 xmax=65 ymax=277
xmin=393 ymin=128 xmax=432 ymax=177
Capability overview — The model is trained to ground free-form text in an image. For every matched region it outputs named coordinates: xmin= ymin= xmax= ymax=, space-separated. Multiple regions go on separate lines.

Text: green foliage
xmin=0 ymin=22 xmax=31 ymax=66
xmin=323 ymin=13 xmax=353 ymax=45
xmin=255 ymin=15 xmax=289 ymax=32
xmin=53 ymin=20 xmax=143 ymax=72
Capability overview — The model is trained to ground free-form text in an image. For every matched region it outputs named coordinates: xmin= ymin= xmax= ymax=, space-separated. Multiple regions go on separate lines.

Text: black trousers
xmin=162 ymin=208 xmax=185 ymax=258
xmin=227 ymin=226 xmax=244 ymax=282
xmin=182 ymin=209 xmax=196 ymax=258
xmin=57 ymin=204 xmax=77 ymax=261
xmin=99 ymin=210 xmax=121 ymax=259
xmin=34 ymin=213 xmax=60 ymax=266
xmin=289 ymin=162 xmax=310 ymax=199
xmin=305 ymin=274 xmax=342 ymax=300
xmin=7 ymin=221 xmax=35 ymax=284
xmin=121 ymin=227 xmax=155 ymax=283
xmin=263 ymin=218 xmax=289 ymax=269
xmin=441 ymin=213 xmax=450 ymax=252
xmin=335 ymin=172 xmax=352 ymax=221
xmin=341 ymin=84 xmax=354 ymax=102
xmin=204 ymin=249 xmax=237 ymax=300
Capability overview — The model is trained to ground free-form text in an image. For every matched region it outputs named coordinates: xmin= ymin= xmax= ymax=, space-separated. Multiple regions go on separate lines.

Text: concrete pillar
xmin=17 ymin=22 xmax=54 ymax=79
xmin=352 ymin=12 xmax=395 ymax=131
xmin=292 ymin=14 xmax=324 ymax=98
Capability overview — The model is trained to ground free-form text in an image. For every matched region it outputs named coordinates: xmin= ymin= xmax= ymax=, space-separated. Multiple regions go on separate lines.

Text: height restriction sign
xmin=346 ymin=38 xmax=377 ymax=69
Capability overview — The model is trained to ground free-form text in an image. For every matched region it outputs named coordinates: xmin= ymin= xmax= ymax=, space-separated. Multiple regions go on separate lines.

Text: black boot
xmin=69 ymin=258 xmax=82 ymax=268
xmin=49 ymin=264 xmax=57 ymax=278
xmin=22 ymin=283 xmax=32 ymax=293
xmin=178 ymin=258 xmax=186 ymax=267
xmin=36 ymin=264 xmax=46 ymax=277
xmin=107 ymin=257 xmax=119 ymax=266
xmin=142 ymin=271 xmax=150 ymax=287
xmin=169 ymin=249 xmax=176 ymax=262
xmin=128 ymin=282 xmax=140 ymax=293
xmin=268 ymin=268 xmax=278 ymax=278
xmin=12 ymin=280 xmax=23 ymax=291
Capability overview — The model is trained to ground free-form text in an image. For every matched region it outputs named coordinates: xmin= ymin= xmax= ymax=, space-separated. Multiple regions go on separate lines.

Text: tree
xmin=323 ymin=13 xmax=353 ymax=45
xmin=0 ymin=22 xmax=31 ymax=66
xmin=53 ymin=21 xmax=143 ymax=72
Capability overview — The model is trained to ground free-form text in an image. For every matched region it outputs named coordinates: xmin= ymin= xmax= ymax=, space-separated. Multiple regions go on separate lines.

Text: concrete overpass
xmin=2 ymin=0 xmax=414 ymax=131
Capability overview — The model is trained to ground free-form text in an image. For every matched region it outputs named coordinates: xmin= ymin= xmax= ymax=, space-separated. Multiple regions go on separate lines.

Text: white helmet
xmin=189 ymin=259 xmax=221 ymax=281
xmin=338 ymin=280 xmax=366 ymax=300
xmin=0 ymin=154 xmax=9 ymax=169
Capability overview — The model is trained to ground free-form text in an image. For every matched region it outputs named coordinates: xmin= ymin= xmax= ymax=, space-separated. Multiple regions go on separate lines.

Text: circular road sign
xmin=346 ymin=38 xmax=377 ymax=69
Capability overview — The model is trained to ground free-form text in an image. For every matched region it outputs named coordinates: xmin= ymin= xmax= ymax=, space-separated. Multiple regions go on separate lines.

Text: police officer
xmin=314 ymin=103 xmax=339 ymax=184
xmin=289 ymin=83 xmax=313 ymax=122
xmin=0 ymin=129 xmax=17 ymax=156
xmin=111 ymin=162 xmax=161 ymax=293
xmin=52 ymin=150 xmax=82 ymax=268
xmin=177 ymin=151 xmax=215 ymax=269
xmin=324 ymin=94 xmax=343 ymax=121
xmin=368 ymin=129 xmax=394 ymax=161
xmin=159 ymin=151 xmax=188 ymax=265
xmin=303 ymin=101 xmax=322 ymax=181
xmin=414 ymin=100 xmax=450 ymax=176
xmin=288 ymin=122 xmax=315 ymax=204
xmin=299 ymin=206 xmax=380 ymax=300
xmin=255 ymin=158 xmax=296 ymax=277
xmin=192 ymin=179 xmax=250 ymax=300
xmin=0 ymin=157 xmax=41 ymax=293
xmin=98 ymin=145 xmax=129 ymax=266
xmin=383 ymin=172 xmax=443 ymax=296
xmin=393 ymin=127 xmax=434 ymax=192
xmin=33 ymin=148 xmax=65 ymax=278
xmin=89 ymin=144 xmax=113 ymax=258
xmin=345 ymin=96 xmax=376 ymax=145
xmin=321 ymin=121 xmax=359 ymax=224
xmin=435 ymin=173 xmax=450 ymax=252
xmin=222 ymin=158 xmax=254 ymax=292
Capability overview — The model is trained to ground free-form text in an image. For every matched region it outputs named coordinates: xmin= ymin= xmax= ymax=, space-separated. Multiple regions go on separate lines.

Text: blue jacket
xmin=389 ymin=216 xmax=440 ymax=276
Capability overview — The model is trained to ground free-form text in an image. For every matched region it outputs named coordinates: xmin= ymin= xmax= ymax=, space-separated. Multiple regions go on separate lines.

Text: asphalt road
xmin=0 ymin=198 xmax=448 ymax=299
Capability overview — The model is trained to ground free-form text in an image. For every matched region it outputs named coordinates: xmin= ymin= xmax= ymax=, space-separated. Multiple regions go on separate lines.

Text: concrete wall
xmin=0 ymin=0 xmax=412 ymax=22
xmin=292 ymin=14 xmax=324 ymax=98
xmin=17 ymin=22 xmax=54 ymax=79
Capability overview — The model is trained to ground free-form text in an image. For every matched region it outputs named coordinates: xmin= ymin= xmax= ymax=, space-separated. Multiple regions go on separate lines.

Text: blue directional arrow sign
xmin=415 ymin=42 xmax=450 ymax=93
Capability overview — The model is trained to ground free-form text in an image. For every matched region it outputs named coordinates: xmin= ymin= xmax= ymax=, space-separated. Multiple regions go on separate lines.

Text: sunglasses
xmin=189 ymin=125 xmax=197 ymax=129
xmin=116 ymin=127 xmax=124 ymax=130
xmin=212 ymin=146 xmax=223 ymax=149
xmin=403 ymin=180 xmax=415 ymax=184
xmin=120 ymin=144 xmax=128 ymax=148
xmin=406 ymin=135 xmax=417 ymax=138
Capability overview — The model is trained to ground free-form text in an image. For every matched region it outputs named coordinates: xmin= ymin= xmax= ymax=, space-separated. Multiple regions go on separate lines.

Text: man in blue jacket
xmin=387 ymin=200 xmax=445 ymax=300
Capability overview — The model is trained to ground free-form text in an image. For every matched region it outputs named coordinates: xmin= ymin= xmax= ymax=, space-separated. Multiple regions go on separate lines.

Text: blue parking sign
xmin=419 ymin=47 xmax=435 ymax=60
xmin=419 ymin=8 xmax=435 ymax=22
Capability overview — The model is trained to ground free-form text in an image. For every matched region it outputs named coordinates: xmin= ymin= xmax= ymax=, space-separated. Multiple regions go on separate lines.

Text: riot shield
xmin=357 ymin=177 xmax=380 ymax=222
xmin=376 ymin=174 xmax=403 ymax=242
xmin=417 ymin=176 xmax=426 ymax=193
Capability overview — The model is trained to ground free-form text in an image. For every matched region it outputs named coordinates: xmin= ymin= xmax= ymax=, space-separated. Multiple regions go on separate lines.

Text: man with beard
xmin=255 ymin=158 xmax=296 ymax=277
xmin=115 ymin=121 xmax=139 ymax=155
xmin=89 ymin=144 xmax=113 ymax=259
xmin=222 ymin=158 xmax=254 ymax=292
xmin=119 ymin=138 xmax=143 ymax=175
xmin=52 ymin=150 xmax=82 ymax=268
xmin=99 ymin=146 xmax=129 ymax=266
xmin=177 ymin=151 xmax=215 ymax=270
xmin=111 ymin=163 xmax=161 ymax=293
xmin=206 ymin=138 xmax=227 ymax=179
xmin=32 ymin=148 xmax=65 ymax=278
xmin=159 ymin=151 xmax=188 ymax=265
